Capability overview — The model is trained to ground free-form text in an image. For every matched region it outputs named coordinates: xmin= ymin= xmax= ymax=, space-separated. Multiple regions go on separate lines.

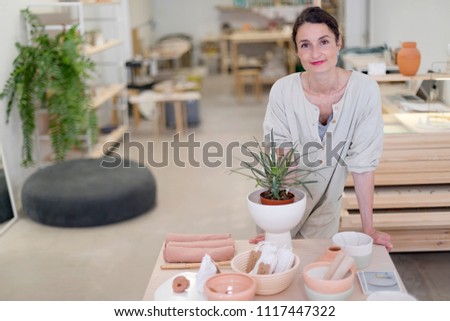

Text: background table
xmin=130 ymin=90 xmax=201 ymax=135
xmin=143 ymin=239 xmax=405 ymax=301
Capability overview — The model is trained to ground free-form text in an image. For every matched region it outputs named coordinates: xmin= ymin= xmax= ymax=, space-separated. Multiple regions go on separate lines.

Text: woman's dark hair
xmin=292 ymin=6 xmax=340 ymax=51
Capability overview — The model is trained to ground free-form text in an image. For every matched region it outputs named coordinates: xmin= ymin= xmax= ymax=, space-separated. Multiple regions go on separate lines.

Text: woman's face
xmin=295 ymin=22 xmax=340 ymax=73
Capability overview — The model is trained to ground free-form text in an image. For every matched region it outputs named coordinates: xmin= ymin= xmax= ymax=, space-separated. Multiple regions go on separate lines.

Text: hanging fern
xmin=0 ymin=9 xmax=96 ymax=166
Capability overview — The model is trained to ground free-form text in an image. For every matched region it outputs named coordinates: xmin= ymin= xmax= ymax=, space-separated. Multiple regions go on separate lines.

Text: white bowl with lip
xmin=247 ymin=188 xmax=306 ymax=249
xmin=332 ymin=231 xmax=373 ymax=269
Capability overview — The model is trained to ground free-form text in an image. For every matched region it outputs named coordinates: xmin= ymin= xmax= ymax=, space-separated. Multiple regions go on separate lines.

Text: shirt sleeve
xmin=263 ymin=79 xmax=292 ymax=145
xmin=345 ymin=79 xmax=384 ymax=173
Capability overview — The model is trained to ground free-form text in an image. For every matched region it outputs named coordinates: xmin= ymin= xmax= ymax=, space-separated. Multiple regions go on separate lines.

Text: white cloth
xmin=263 ymin=71 xmax=384 ymax=239
xmin=196 ymin=254 xmax=218 ymax=295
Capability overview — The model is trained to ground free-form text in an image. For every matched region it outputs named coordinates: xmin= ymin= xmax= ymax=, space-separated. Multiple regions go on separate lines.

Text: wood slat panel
xmin=376 ymin=160 xmax=450 ymax=174
xmin=338 ymin=226 xmax=450 ymax=252
xmin=340 ymin=209 xmax=450 ymax=252
xmin=346 ymin=171 xmax=450 ymax=187
xmin=343 ymin=186 xmax=450 ymax=209
xmin=380 ymin=148 xmax=450 ymax=162
xmin=383 ymin=132 xmax=450 ymax=150
xmin=341 ymin=128 xmax=450 ymax=252
xmin=388 ymin=229 xmax=450 ymax=252
xmin=340 ymin=210 xmax=450 ymax=230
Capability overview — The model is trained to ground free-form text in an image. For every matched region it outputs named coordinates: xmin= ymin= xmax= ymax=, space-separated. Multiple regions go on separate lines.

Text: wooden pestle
xmin=330 ymin=255 xmax=355 ymax=280
xmin=323 ymin=252 xmax=346 ymax=280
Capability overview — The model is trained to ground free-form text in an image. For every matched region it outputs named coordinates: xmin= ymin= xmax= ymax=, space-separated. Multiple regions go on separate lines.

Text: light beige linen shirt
xmin=263 ymin=71 xmax=384 ymax=239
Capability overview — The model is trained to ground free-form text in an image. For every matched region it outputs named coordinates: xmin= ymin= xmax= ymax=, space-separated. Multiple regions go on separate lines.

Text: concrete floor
xmin=0 ymin=73 xmax=449 ymax=300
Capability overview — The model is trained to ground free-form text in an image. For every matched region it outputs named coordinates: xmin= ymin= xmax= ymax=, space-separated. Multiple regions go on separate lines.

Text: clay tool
xmin=330 ymin=255 xmax=355 ymax=280
xmin=323 ymin=251 xmax=346 ymax=280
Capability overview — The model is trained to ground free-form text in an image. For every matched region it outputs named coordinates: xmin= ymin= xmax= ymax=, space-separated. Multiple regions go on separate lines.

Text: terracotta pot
xmin=316 ymin=245 xmax=343 ymax=263
xmin=397 ymin=42 xmax=421 ymax=76
xmin=260 ymin=191 xmax=295 ymax=205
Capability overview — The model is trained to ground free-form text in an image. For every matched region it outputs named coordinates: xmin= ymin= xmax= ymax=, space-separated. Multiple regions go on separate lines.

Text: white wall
xmin=344 ymin=0 xmax=369 ymax=47
xmin=152 ymin=0 xmax=232 ymax=40
xmin=152 ymin=0 xmax=233 ymax=63
xmin=128 ymin=0 xmax=155 ymax=54
xmin=369 ymin=0 xmax=450 ymax=74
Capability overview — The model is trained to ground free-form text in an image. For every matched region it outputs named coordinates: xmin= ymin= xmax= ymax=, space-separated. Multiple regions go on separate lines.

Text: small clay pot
xmin=260 ymin=190 xmax=295 ymax=205
xmin=317 ymin=245 xmax=343 ymax=263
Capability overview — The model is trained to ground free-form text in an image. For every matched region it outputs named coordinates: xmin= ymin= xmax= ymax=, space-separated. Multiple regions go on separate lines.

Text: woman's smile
xmin=310 ymin=60 xmax=326 ymax=66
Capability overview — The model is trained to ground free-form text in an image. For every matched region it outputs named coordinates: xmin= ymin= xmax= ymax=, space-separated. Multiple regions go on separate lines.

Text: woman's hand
xmin=366 ymin=229 xmax=393 ymax=251
xmin=249 ymin=234 xmax=265 ymax=244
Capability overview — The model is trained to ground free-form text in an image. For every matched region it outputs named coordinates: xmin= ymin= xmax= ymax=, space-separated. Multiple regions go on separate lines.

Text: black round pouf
xmin=22 ymin=158 xmax=157 ymax=227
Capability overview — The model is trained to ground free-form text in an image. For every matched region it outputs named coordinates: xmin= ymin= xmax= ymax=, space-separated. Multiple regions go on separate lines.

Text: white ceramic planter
xmin=247 ymin=188 xmax=307 ymax=249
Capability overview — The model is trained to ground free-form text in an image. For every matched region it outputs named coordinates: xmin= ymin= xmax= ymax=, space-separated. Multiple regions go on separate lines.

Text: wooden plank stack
xmin=340 ymin=132 xmax=450 ymax=252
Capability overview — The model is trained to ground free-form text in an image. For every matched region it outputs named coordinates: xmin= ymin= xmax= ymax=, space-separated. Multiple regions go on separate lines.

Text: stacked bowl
xmin=332 ymin=231 xmax=373 ymax=269
xmin=303 ymin=261 xmax=355 ymax=301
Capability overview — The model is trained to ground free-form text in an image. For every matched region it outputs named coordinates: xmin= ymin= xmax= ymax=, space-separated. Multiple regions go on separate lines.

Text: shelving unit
xmin=27 ymin=1 xmax=130 ymax=166
xmin=217 ymin=1 xmax=342 ymax=75
xmin=340 ymin=131 xmax=450 ymax=252
xmin=339 ymin=78 xmax=450 ymax=252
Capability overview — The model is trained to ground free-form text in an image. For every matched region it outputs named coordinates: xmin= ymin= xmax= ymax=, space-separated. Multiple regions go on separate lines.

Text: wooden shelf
xmin=341 ymin=209 xmax=450 ymax=231
xmin=341 ymin=119 xmax=450 ymax=252
xmin=343 ymin=185 xmax=450 ymax=210
xmin=29 ymin=2 xmax=130 ymax=168
xmin=91 ymin=83 xmax=125 ymax=109
xmin=84 ymin=39 xmax=123 ymax=56
xmin=371 ymin=72 xmax=450 ymax=82
xmin=340 ymin=210 xmax=450 ymax=252
xmin=82 ymin=0 xmax=120 ymax=6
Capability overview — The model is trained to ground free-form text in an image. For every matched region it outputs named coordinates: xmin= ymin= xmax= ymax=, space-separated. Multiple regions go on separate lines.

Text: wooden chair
xmin=235 ymin=67 xmax=263 ymax=103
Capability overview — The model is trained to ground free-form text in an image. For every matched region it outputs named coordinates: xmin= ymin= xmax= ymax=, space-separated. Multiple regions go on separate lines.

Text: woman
xmin=260 ymin=6 xmax=392 ymax=250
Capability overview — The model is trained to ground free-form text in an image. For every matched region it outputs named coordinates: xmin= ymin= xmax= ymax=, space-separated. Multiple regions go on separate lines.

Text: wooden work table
xmin=143 ymin=239 xmax=406 ymax=301
xmin=222 ymin=30 xmax=297 ymax=79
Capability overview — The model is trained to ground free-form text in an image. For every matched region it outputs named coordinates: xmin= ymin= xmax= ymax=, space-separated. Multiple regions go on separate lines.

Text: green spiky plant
xmin=231 ymin=130 xmax=317 ymax=201
xmin=0 ymin=9 xmax=97 ymax=167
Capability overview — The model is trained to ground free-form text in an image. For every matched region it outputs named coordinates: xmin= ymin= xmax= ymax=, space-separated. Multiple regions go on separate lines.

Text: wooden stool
xmin=235 ymin=68 xmax=262 ymax=103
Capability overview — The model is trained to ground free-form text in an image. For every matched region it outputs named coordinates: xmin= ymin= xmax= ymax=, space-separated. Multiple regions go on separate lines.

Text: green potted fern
xmin=0 ymin=9 xmax=97 ymax=167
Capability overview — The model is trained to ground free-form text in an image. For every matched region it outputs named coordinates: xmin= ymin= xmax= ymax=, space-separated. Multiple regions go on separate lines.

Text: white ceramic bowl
xmin=332 ymin=231 xmax=373 ymax=269
xmin=231 ymin=250 xmax=300 ymax=295
xmin=247 ymin=188 xmax=307 ymax=249
xmin=305 ymin=284 xmax=354 ymax=301
xmin=247 ymin=188 xmax=306 ymax=233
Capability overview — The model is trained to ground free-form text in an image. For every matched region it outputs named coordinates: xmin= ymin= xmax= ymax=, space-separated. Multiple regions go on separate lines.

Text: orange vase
xmin=397 ymin=42 xmax=421 ymax=76
xmin=316 ymin=245 xmax=343 ymax=262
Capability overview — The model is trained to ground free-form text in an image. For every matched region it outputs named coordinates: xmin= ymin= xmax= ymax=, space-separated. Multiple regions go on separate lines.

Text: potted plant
xmin=0 ymin=9 xmax=97 ymax=167
xmin=231 ymin=130 xmax=317 ymax=204
xmin=231 ymin=130 xmax=318 ymax=248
